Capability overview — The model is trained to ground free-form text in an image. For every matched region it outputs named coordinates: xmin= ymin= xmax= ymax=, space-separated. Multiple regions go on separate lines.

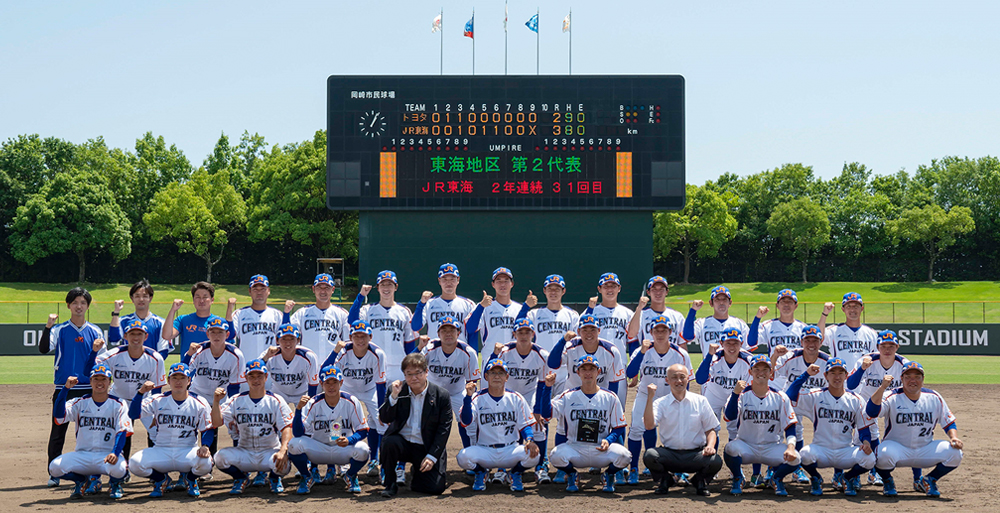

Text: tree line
xmin=1 ymin=131 xmax=993 ymax=284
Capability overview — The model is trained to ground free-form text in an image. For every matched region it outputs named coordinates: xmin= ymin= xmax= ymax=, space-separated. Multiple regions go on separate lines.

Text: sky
xmin=1 ymin=1 xmax=998 ymax=185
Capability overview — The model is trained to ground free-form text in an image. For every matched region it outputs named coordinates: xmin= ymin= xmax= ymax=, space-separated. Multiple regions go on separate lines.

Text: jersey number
xmin=504 ymin=425 xmax=516 ymax=436
xmin=767 ymin=425 xmax=776 ymax=433
xmin=104 ymin=432 xmax=112 ymax=442
xmin=918 ymin=427 xmax=933 ymax=437
xmin=259 ymin=427 xmax=273 ymax=437
xmin=179 ymin=430 xmax=194 ymax=439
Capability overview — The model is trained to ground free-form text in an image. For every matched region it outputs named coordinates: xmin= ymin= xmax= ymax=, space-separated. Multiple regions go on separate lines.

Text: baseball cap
xmin=901 ymin=361 xmax=924 ymax=376
xmin=351 ymin=320 xmax=373 ymax=336
xmin=492 ymin=267 xmax=514 ymax=281
xmin=168 ymin=362 xmax=191 ymax=377
xmin=376 ymin=270 xmax=398 ymax=285
xmin=484 ymin=359 xmax=509 ymax=374
xmin=825 ymin=358 xmax=848 ymax=372
xmin=578 ymin=314 xmax=599 ymax=329
xmin=90 ymin=364 xmax=113 ymax=379
xmin=776 ymin=289 xmax=798 ymax=303
xmin=124 ymin=319 xmax=147 ymax=334
xmin=574 ymin=354 xmax=602 ymax=371
xmin=646 ymin=276 xmax=669 ymax=290
xmin=842 ymin=292 xmax=863 ymax=306
xmin=720 ymin=327 xmax=741 ymax=341
xmin=750 ymin=354 xmax=771 ymax=368
xmin=543 ymin=274 xmax=566 ymax=289
xmin=246 ymin=359 xmax=268 ymax=374
xmin=800 ymin=325 xmax=822 ymax=341
xmin=650 ymin=315 xmax=674 ymax=331
xmin=276 ymin=323 xmax=300 ymax=339
xmin=319 ymin=365 xmax=343 ymax=382
xmin=314 ymin=273 xmax=334 ymax=287
xmin=598 ymin=273 xmax=621 ymax=287
xmin=710 ymin=285 xmax=731 ymax=301
xmin=438 ymin=315 xmax=462 ymax=331
xmin=205 ymin=316 xmax=229 ymax=332
xmin=878 ymin=329 xmax=899 ymax=346
xmin=512 ymin=318 xmax=535 ymax=332
xmin=249 ymin=274 xmax=269 ymax=287
xmin=438 ymin=263 xmax=460 ymax=278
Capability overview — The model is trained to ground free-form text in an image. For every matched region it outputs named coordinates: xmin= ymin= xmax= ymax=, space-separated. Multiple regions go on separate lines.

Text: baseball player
xmin=418 ymin=315 xmax=481 ymax=449
xmin=526 ymin=274 xmax=580 ymax=395
xmin=108 ymin=279 xmax=171 ymax=359
xmin=584 ymin=273 xmax=635 ymax=409
xmin=457 ymin=359 xmax=541 ymax=492
xmin=821 ymin=292 xmax=878 ymax=372
xmin=412 ymin=263 xmax=477 ymax=345
xmin=330 ymin=320 xmax=388 ymax=479
xmin=288 ymin=365 xmax=371 ymax=494
xmin=258 ymin=324 xmax=320 ymax=405
xmin=548 ymin=314 xmax=625 ymax=396
xmin=348 ymin=270 xmax=417 ymax=385
xmin=288 ymin=273 xmax=351 ymax=366
xmin=127 ymin=363 xmax=214 ymax=498
xmin=482 ymin=318 xmax=552 ymax=483
xmin=48 ymin=366 xmax=133 ymax=500
xmin=769 ymin=324 xmax=830 ymax=485
xmin=758 ymin=289 xmax=808 ymax=357
xmin=540 ymin=355 xmax=631 ymax=493
xmin=213 ymin=359 xmax=294 ymax=495
xmin=694 ymin=327 xmax=753 ymax=442
xmin=683 ymin=286 xmax=758 ymax=357
xmin=232 ymin=274 xmax=285 ymax=373
xmin=465 ymin=267 xmax=534 ymax=352
xmin=625 ymin=315 xmax=692 ymax=485
xmin=163 ymin=281 xmax=237 ymax=357
xmin=722 ymin=354 xmax=801 ymax=496
xmin=626 ymin=276 xmax=687 ymax=352
xmin=183 ymin=316 xmax=245 ymax=457
xmin=787 ymin=358 xmax=878 ymax=496
xmin=870 ymin=361 xmax=963 ymax=497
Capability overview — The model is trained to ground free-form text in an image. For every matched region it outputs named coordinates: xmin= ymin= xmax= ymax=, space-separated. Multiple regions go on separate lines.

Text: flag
xmin=562 ymin=12 xmax=571 ymax=32
xmin=504 ymin=2 xmax=508 ymax=32
xmin=526 ymin=13 xmax=538 ymax=33
xmin=464 ymin=16 xmax=474 ymax=38
xmin=432 ymin=14 xmax=442 ymax=33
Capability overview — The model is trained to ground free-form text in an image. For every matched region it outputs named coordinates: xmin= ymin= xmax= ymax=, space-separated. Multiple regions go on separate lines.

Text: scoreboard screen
xmin=326 ymin=75 xmax=684 ymax=210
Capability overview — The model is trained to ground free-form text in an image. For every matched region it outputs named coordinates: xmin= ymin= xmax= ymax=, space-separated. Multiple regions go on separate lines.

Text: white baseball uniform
xmin=689 ymin=316 xmax=755 ymax=357
xmin=824 ymin=323 xmax=879 ymax=372
xmin=527 ymin=307 xmax=580 ymax=390
xmin=794 ymin=388 xmax=876 ymax=470
xmin=632 ymin=306 xmax=687 ymax=349
xmin=215 ymin=391 xmax=294 ymax=474
xmin=422 ymin=340 xmax=481 ymax=415
xmin=723 ymin=387 xmax=801 ymax=467
xmin=49 ymin=394 xmax=133 ymax=480
xmin=335 ymin=342 xmax=388 ymax=434
xmin=627 ymin=344 xmax=693 ymax=440
xmin=95 ymin=345 xmax=166 ymax=404
xmin=485 ymin=342 xmax=549 ymax=443
xmin=287 ymin=392 xmax=371 ymax=466
xmin=128 ymin=391 xmax=214 ymax=478
xmin=357 ymin=302 xmax=416 ymax=384
xmin=548 ymin=387 xmax=631 ymax=470
xmin=457 ymin=389 xmax=540 ymax=470
xmin=773 ymin=350 xmax=830 ymax=391
xmin=291 ymin=304 xmax=351 ymax=366
xmin=420 ymin=296 xmax=477 ymax=343
xmin=759 ymin=319 xmax=808 ymax=355
xmin=560 ymin=339 xmax=625 ymax=394
xmin=698 ymin=350 xmax=753 ymax=438
xmin=588 ymin=304 xmax=634 ymax=406
xmin=260 ymin=346 xmax=320 ymax=405
xmin=873 ymin=388 xmax=963 ymax=470
xmin=232 ymin=306 xmax=284 ymax=366
xmin=187 ymin=342 xmax=246 ymax=398
xmin=848 ymin=353 xmax=910 ymax=440
xmin=472 ymin=300 xmax=524 ymax=348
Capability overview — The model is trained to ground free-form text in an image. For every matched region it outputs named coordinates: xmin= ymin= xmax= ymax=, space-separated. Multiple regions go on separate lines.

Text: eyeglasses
xmin=403 ymin=370 xmax=426 ymax=378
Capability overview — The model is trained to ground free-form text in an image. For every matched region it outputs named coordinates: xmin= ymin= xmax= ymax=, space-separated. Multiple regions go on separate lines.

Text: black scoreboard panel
xmin=327 ymin=75 xmax=684 ymax=211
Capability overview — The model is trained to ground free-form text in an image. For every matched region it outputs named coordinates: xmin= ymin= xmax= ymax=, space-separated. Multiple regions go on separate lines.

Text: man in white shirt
xmin=642 ymin=363 xmax=722 ymax=496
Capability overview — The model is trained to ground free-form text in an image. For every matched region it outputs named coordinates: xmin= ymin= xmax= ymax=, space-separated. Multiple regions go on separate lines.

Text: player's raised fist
xmin=494 ymin=342 xmax=506 ymax=355
xmin=691 ymin=299 xmax=704 ymax=311
xmin=772 ymin=345 xmax=789 ymax=358
xmin=390 ymin=380 xmax=403 ymax=399
xmin=641 ymin=339 xmax=653 ymax=353
xmin=113 ymin=299 xmax=125 ymax=314
xmin=823 ymin=302 xmax=835 ymax=315
xmin=264 ymin=346 xmax=281 ymax=359
xmin=187 ymin=344 xmax=201 ymax=357
xmin=756 ymin=305 xmax=769 ymax=319
xmin=525 ymin=290 xmax=538 ymax=308
xmin=638 ymin=295 xmax=649 ymax=308
xmin=420 ymin=291 xmax=433 ymax=304
xmin=138 ymin=381 xmax=155 ymax=394
xmin=861 ymin=355 xmax=873 ymax=370
xmin=417 ymin=335 xmax=430 ymax=350
xmin=881 ymin=375 xmax=894 ymax=388
xmin=47 ymin=313 xmax=58 ymax=327
xmin=646 ymin=383 xmax=657 ymax=394
xmin=708 ymin=343 xmax=720 ymax=355
xmin=733 ymin=380 xmax=746 ymax=394
xmin=628 ymin=376 xmax=639 ymax=388
xmin=360 ymin=284 xmax=372 ymax=296
xmin=170 ymin=299 xmax=184 ymax=311
xmin=334 ymin=340 xmax=346 ymax=354
xmin=227 ymin=297 xmax=237 ymax=307
xmin=214 ymin=388 xmax=227 ymax=402
xmin=563 ymin=331 xmax=577 ymax=341
xmin=480 ymin=291 xmax=493 ymax=308
xmin=544 ymin=372 xmax=557 ymax=387
xmin=284 ymin=300 xmax=295 ymax=313
xmin=465 ymin=381 xmax=478 ymax=396
xmin=806 ymin=364 xmax=821 ymax=376
xmin=297 ymin=395 xmax=311 ymax=410
xmin=589 ymin=296 xmax=598 ymax=308
xmin=92 ymin=338 xmax=106 ymax=353
xmin=65 ymin=376 xmax=79 ymax=389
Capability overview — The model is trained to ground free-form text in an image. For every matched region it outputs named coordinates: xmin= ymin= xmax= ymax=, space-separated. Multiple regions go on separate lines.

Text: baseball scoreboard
xmin=327 ymin=75 xmax=684 ymax=210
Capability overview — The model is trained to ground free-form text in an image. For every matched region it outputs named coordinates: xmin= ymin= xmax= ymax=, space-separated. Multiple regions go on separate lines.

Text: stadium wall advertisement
xmin=1 ymin=323 xmax=998 ymax=356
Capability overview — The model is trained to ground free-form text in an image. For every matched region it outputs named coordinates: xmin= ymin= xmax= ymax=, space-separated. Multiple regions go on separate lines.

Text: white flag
xmin=562 ymin=13 xmax=571 ymax=33
xmin=432 ymin=14 xmax=442 ymax=33
xmin=504 ymin=2 xmax=508 ymax=32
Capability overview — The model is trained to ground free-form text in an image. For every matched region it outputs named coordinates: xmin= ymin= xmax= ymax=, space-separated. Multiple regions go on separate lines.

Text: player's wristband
xmin=111 ymin=312 xmax=120 ymax=317
xmin=785 ymin=435 xmax=797 ymax=446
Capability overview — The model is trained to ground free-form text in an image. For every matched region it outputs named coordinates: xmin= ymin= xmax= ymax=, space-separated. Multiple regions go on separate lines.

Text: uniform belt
xmin=488 ymin=442 xmax=516 ymax=449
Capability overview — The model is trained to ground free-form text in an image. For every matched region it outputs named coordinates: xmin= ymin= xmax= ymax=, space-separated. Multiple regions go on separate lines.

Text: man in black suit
xmin=379 ymin=353 xmax=453 ymax=497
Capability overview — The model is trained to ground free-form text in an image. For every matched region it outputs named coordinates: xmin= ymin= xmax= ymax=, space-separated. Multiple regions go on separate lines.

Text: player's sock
xmin=554 ymin=433 xmax=567 ymax=446
xmin=628 ymin=438 xmax=643 ymax=469
xmin=606 ymin=464 xmax=621 ymax=475
xmin=474 ymin=464 xmax=487 ymax=473
xmin=771 ymin=463 xmax=797 ymax=483
xmin=875 ymin=468 xmax=892 ymax=481
xmin=148 ymin=470 xmax=166 ymax=482
xmin=510 ymin=463 xmax=526 ymax=473
xmin=58 ymin=472 xmax=86 ymax=484
xmin=723 ymin=453 xmax=742 ymax=478
xmin=558 ymin=465 xmax=575 ymax=474
xmin=289 ymin=453 xmax=311 ymax=477
xmin=926 ymin=463 xmax=955 ymax=480
xmin=843 ymin=464 xmax=868 ymax=480
xmin=535 ymin=439 xmax=547 ymax=465
xmin=751 ymin=464 xmax=761 ymax=476
xmin=459 ymin=424 xmax=471 ymax=448
xmin=642 ymin=430 xmax=657 ymax=453
xmin=217 ymin=466 xmax=247 ymax=480
xmin=912 ymin=467 xmax=923 ymax=480
xmin=368 ymin=431 xmax=381 ymax=462
xmin=802 ymin=463 xmax=822 ymax=479
xmin=185 ymin=473 xmax=198 ymax=484
xmin=346 ymin=458 xmax=365 ymax=478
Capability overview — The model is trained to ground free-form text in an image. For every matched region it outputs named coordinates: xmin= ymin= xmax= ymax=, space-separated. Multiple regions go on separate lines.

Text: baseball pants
xmin=457 ymin=444 xmax=540 ymax=471
xmin=215 ymin=447 xmax=291 ymax=475
xmin=288 ymin=437 xmax=370 ymax=465
xmin=549 ymin=442 xmax=631 ymax=470
xmin=723 ymin=440 xmax=802 ymax=467
xmin=129 ymin=446 xmax=214 ymax=477
xmin=354 ymin=391 xmax=388 ymax=434
xmin=800 ymin=444 xmax=875 ymax=470
xmin=875 ymin=440 xmax=962 ymax=470
xmin=47 ymin=387 xmax=88 ymax=464
xmin=49 ymin=450 xmax=127 ymax=480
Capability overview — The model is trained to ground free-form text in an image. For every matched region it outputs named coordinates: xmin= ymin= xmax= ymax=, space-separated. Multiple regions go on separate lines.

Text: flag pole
xmin=568 ymin=9 xmax=572 ymax=75
xmin=504 ymin=0 xmax=508 ymax=75
xmin=536 ymin=8 xmax=540 ymax=75
xmin=440 ymin=8 xmax=444 ymax=75
xmin=472 ymin=9 xmax=475 ymax=75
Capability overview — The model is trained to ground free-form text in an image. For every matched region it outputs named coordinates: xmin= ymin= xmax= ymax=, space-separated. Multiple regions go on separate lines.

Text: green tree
xmin=144 ymin=169 xmax=246 ymax=281
xmin=133 ymin=132 xmax=192 ymax=205
xmin=0 ymin=135 xmax=77 ymax=241
xmin=654 ymin=184 xmax=737 ymax=284
xmin=885 ymin=204 xmax=975 ymax=282
xmin=821 ymin=163 xmax=897 ymax=261
xmin=247 ymin=131 xmax=358 ymax=260
xmin=204 ymin=131 xmax=267 ymax=198
xmin=767 ymin=198 xmax=831 ymax=283
xmin=8 ymin=169 xmax=131 ymax=282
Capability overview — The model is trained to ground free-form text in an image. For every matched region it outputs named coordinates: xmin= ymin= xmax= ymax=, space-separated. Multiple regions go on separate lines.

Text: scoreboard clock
xmin=326 ymin=75 xmax=684 ymax=210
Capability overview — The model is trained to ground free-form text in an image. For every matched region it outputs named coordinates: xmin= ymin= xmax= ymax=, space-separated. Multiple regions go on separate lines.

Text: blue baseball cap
xmin=249 ymin=274 xmax=269 ymax=287
xmin=123 ymin=319 xmax=148 ymax=334
xmin=169 ymin=362 xmax=191 ymax=377
xmin=246 ymin=359 xmax=268 ymax=374
xmin=320 ymin=365 xmax=344 ymax=381
xmin=438 ymin=315 xmax=462 ymax=331
xmin=650 ymin=315 xmax=674 ymax=331
xmin=646 ymin=276 xmax=669 ymax=290
xmin=351 ymin=320 xmax=373 ymax=336
xmin=842 ymin=292 xmax=863 ymax=306
xmin=800 ymin=325 xmax=822 ymax=341
xmin=574 ymin=354 xmax=602 ymax=371
xmin=578 ymin=314 xmax=600 ymax=329
xmin=543 ymin=274 xmax=566 ymax=289
xmin=750 ymin=354 xmax=771 ymax=368
xmin=90 ymin=363 xmax=113 ymax=379
xmin=484 ymin=359 xmax=509 ymax=374
xmin=720 ymin=327 xmax=741 ymax=341
xmin=438 ymin=263 xmax=460 ymax=278
xmin=878 ymin=329 xmax=899 ymax=346
xmin=376 ymin=270 xmax=398 ymax=285
xmin=826 ymin=358 xmax=848 ymax=372
xmin=598 ymin=273 xmax=621 ymax=287
xmin=777 ymin=289 xmax=798 ymax=303
xmin=901 ymin=361 xmax=924 ymax=375
xmin=512 ymin=318 xmax=535 ymax=332
xmin=314 ymin=273 xmax=334 ymax=286
xmin=276 ymin=323 xmax=300 ymax=339
xmin=492 ymin=267 xmax=513 ymax=281
xmin=710 ymin=285 xmax=731 ymax=302
xmin=205 ymin=315 xmax=229 ymax=332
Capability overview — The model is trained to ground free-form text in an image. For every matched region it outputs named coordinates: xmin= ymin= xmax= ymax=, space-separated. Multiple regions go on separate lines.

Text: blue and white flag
xmin=525 ymin=14 xmax=538 ymax=33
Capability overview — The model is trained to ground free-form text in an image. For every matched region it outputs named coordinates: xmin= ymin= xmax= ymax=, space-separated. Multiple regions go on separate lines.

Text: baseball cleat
xmin=168 ymin=473 xmax=186 ymax=491
xmin=868 ymin=469 xmax=883 ymax=486
xmin=492 ymin=469 xmax=509 ymax=484
xmin=510 ymin=472 xmax=525 ymax=492
xmin=47 ymin=477 xmax=60 ymax=487
xmin=69 ymin=481 xmax=85 ymax=499
xmin=268 ymin=475 xmax=284 ymax=494
xmin=809 ymin=476 xmax=823 ymax=496
xmin=366 ymin=462 xmax=380 ymax=477
xmin=601 ymin=472 xmax=616 ymax=493
xmin=774 ymin=480 xmax=788 ymax=497
xmin=251 ymin=471 xmax=267 ymax=487
xmin=614 ymin=470 xmax=626 ymax=485
xmin=641 ymin=468 xmax=651 ymax=476
xmin=198 ymin=473 xmax=213 ymax=482
xmin=921 ymin=476 xmax=940 ymax=497
xmin=845 ymin=477 xmax=860 ymax=496
xmin=675 ymin=473 xmax=691 ymax=486
xmin=185 ymin=477 xmax=200 ymax=498
xmin=552 ymin=469 xmax=568 ymax=484
xmin=473 ymin=471 xmax=487 ymax=491
xmin=730 ymin=475 xmax=744 ymax=496
xmin=566 ymin=472 xmax=580 ymax=492
xmin=122 ymin=472 xmax=131 ymax=484
xmin=831 ymin=471 xmax=846 ymax=491
xmin=627 ymin=467 xmax=639 ymax=485
xmin=794 ymin=468 xmax=810 ymax=484
xmin=761 ymin=468 xmax=775 ymax=488
xmin=535 ymin=466 xmax=552 ymax=484
xmin=108 ymin=480 xmax=124 ymax=500
xmin=882 ymin=475 xmax=897 ymax=496
xmin=748 ymin=473 xmax=764 ymax=488
xmin=395 ymin=463 xmax=406 ymax=484
xmin=83 ymin=475 xmax=102 ymax=495
xmin=346 ymin=475 xmax=362 ymax=493
xmin=323 ymin=467 xmax=337 ymax=484
xmin=297 ymin=476 xmax=315 ymax=495
xmin=229 ymin=478 xmax=249 ymax=495
xmin=589 ymin=466 xmax=601 ymax=475
xmin=914 ymin=478 xmax=927 ymax=493
xmin=150 ymin=475 xmax=172 ymax=498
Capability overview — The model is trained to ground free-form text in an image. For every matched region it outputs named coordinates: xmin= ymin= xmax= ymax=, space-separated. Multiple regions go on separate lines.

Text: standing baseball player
xmin=232 ymin=274 xmax=285 ymax=373
xmin=584 ymin=273 xmax=634 ymax=409
xmin=624 ymin=315 xmax=692 ymax=485
xmin=683 ymin=286 xmax=759 ymax=358
xmin=465 ymin=267 xmax=533 ymax=352
xmin=183 ymin=316 xmax=246 ymax=458
xmin=331 ymin=320 xmax=388 ymax=480
xmin=288 ymin=273 xmax=351 ymax=366
xmin=348 ymin=270 xmax=417 ymax=385
xmin=694 ymin=328 xmax=753 ymax=443
xmin=163 ymin=282 xmax=237 ymax=357
xmin=259 ymin=324 xmax=320 ymax=405
xmin=722 ymin=354 xmax=801 ymax=496
xmin=526 ymin=274 xmax=580 ymax=395
xmin=626 ymin=276 xmax=687 ymax=352
xmin=287 ymin=365 xmax=371 ymax=494
xmin=787 ymin=358 xmax=878 ymax=496
xmin=821 ymin=292 xmax=878 ymax=372
xmin=127 ymin=362 xmax=215 ymax=498
xmin=458 ymin=359 xmax=541 ymax=492
xmin=869 ymin=361 xmax=963 ymax=497
xmin=108 ymin=280 xmax=171 ymax=359
xmin=540 ymin=355 xmax=631 ymax=493
xmin=758 ymin=289 xmax=808 ymax=357
xmin=48 ymin=365 xmax=133 ymax=500
xmin=548 ymin=314 xmax=625 ymax=397
xmin=412 ymin=263 xmax=477 ymax=345
xmin=213 ymin=359 xmax=294 ymax=495
xmin=418 ymin=315 xmax=481 ymax=449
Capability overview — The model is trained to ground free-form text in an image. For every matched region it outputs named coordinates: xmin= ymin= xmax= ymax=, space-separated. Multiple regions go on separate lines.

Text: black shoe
xmin=695 ymin=484 xmax=711 ymax=496
xmin=380 ymin=483 xmax=399 ymax=498
xmin=655 ymin=481 xmax=670 ymax=494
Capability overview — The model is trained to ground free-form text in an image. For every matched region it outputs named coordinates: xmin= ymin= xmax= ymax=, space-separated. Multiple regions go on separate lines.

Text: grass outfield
xmin=2 ymin=354 xmax=997 ymax=386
